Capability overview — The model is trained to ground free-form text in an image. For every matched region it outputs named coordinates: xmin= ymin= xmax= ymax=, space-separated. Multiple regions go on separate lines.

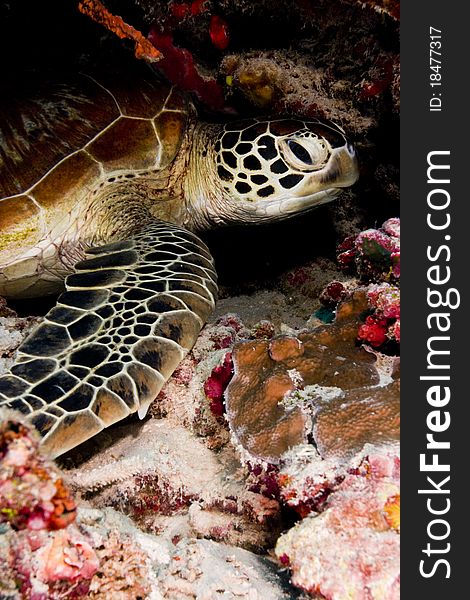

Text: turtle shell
xmin=0 ymin=66 xmax=188 ymax=267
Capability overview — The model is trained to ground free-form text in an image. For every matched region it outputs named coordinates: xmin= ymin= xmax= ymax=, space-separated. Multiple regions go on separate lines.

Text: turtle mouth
xmin=247 ymin=187 xmax=343 ymax=220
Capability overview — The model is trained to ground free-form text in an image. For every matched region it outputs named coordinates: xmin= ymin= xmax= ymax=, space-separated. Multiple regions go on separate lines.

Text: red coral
xmin=209 ymin=15 xmax=230 ymax=50
xmin=319 ymin=281 xmax=347 ymax=307
xmin=359 ymin=58 xmax=395 ymax=101
xmin=357 ymin=314 xmax=389 ymax=347
xmin=147 ymin=2 xmax=232 ymax=111
xmin=336 ymin=235 xmax=357 ymax=270
xmin=286 ymin=266 xmax=309 ymax=287
xmin=203 ymin=352 xmax=233 ymax=416
xmin=215 ymin=313 xmax=244 ymax=332
xmin=247 ymin=463 xmax=280 ymax=500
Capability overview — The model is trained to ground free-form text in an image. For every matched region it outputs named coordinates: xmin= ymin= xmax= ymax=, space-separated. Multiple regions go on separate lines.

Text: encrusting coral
xmin=221 ymin=51 xmax=374 ymax=135
xmin=225 ymin=290 xmax=400 ymax=463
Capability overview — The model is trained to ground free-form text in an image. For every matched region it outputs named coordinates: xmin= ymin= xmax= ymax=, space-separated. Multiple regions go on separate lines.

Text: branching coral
xmin=78 ymin=0 xmax=162 ymax=62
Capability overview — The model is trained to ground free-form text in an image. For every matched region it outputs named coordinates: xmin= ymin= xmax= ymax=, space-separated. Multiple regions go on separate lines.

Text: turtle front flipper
xmin=0 ymin=221 xmax=217 ymax=458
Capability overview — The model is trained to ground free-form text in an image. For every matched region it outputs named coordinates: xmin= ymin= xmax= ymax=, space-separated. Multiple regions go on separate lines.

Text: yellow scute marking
xmin=0 ymin=195 xmax=42 ymax=263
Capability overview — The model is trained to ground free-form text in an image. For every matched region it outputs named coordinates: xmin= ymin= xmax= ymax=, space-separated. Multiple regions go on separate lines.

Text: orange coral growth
xmin=383 ymin=493 xmax=400 ymax=532
xmin=226 ymin=291 xmax=400 ymax=463
xmin=78 ymin=0 xmax=162 ymax=62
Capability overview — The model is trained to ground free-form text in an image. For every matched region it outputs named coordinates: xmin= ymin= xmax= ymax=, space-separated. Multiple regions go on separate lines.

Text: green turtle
xmin=0 ymin=66 xmax=358 ymax=458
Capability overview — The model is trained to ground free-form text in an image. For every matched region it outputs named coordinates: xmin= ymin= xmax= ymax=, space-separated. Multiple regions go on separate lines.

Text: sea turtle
xmin=0 ymin=66 xmax=358 ymax=458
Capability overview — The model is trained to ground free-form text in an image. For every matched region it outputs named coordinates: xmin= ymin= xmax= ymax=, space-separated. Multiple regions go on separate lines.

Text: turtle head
xmin=213 ymin=118 xmax=358 ymax=222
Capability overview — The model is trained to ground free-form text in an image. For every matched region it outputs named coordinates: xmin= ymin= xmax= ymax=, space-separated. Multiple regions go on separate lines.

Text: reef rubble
xmin=1 ymin=238 xmax=400 ymax=597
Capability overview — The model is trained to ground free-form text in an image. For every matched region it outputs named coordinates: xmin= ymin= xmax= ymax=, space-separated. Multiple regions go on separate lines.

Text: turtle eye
xmin=287 ymin=140 xmax=313 ymax=165
xmin=280 ymin=136 xmax=330 ymax=172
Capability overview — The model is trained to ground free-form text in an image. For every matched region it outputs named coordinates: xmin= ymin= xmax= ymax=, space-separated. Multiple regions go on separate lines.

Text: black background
xmin=401 ymin=2 xmax=467 ymax=595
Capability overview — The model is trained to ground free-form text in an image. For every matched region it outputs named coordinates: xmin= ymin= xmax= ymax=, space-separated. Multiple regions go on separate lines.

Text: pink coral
xmin=333 ymin=219 xmax=401 ymax=350
xmin=382 ymin=217 xmax=400 ymax=238
xmin=389 ymin=318 xmax=400 ymax=343
xmin=367 ymin=283 xmax=400 ymax=319
xmin=358 ymin=283 xmax=400 ymax=347
xmin=0 ymin=418 xmax=77 ymax=531
xmin=36 ymin=529 xmax=99 ymax=583
xmin=275 ymin=449 xmax=400 ymax=599
xmin=337 ymin=217 xmax=400 ymax=283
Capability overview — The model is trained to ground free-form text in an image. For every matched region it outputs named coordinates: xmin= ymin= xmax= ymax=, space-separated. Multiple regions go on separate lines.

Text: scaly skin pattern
xmin=0 ymin=71 xmax=358 ymax=456
xmin=0 ymin=221 xmax=217 ymax=457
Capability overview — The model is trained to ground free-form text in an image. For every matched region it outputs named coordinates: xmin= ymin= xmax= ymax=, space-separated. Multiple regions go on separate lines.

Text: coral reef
xmin=275 ymin=446 xmax=400 ymax=599
xmin=0 ymin=288 xmax=400 ymax=597
xmin=3 ymin=523 xmax=100 ymax=599
xmin=0 ymin=417 xmax=99 ymax=599
xmin=0 ymin=1 xmax=400 ymax=596
xmin=87 ymin=531 xmax=152 ymax=598
xmin=157 ymin=537 xmax=296 ymax=599
xmin=65 ymin=417 xmax=282 ymax=552
xmin=333 ymin=217 xmax=401 ymax=351
xmin=0 ymin=306 xmax=40 ymax=376
xmin=146 ymin=0 xmax=231 ymax=111
xmin=0 ymin=416 xmax=77 ymax=531
xmin=147 ymin=28 xmax=227 ymax=111
xmin=358 ymin=282 xmax=400 ymax=347
xmin=203 ymin=351 xmax=233 ymax=417
xmin=337 ymin=217 xmax=400 ymax=282
xmin=226 ymin=336 xmax=310 ymax=464
xmin=221 ymin=51 xmax=374 ymax=135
